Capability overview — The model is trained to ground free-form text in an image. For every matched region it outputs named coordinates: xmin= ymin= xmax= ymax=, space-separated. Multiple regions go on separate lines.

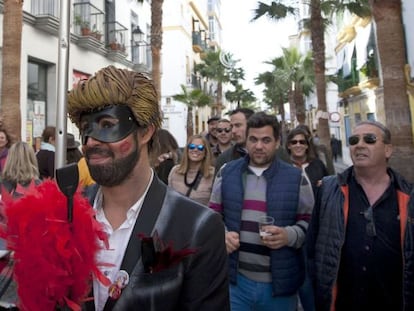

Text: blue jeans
xmin=230 ymin=273 xmax=297 ymax=311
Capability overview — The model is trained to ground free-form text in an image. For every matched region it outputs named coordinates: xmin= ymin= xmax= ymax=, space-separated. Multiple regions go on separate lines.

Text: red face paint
xmin=119 ymin=141 xmax=132 ymax=153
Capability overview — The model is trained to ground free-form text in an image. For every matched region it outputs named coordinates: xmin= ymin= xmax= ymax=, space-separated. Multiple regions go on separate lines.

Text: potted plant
xmin=74 ymin=15 xmax=90 ymax=36
xmin=91 ymin=24 xmax=102 ymax=41
xmin=109 ymin=41 xmax=119 ymax=51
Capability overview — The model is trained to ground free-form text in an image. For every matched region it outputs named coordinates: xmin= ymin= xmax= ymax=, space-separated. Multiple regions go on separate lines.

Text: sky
xmin=221 ymin=0 xmax=298 ymax=102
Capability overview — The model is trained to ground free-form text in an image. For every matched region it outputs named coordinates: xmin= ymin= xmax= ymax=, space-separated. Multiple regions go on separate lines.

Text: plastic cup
xmin=258 ymin=216 xmax=274 ymax=237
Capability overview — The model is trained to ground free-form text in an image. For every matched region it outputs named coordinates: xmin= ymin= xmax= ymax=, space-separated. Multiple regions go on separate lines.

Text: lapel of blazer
xmin=102 ymin=176 xmax=166 ymax=311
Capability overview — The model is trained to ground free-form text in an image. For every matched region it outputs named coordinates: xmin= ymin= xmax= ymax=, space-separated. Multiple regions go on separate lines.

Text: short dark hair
xmin=355 ymin=120 xmax=391 ymax=144
xmin=246 ymin=112 xmax=280 ymax=140
xmin=41 ymin=126 xmax=56 ymax=143
xmin=207 ymin=116 xmax=220 ymax=124
xmin=229 ymin=108 xmax=255 ymax=120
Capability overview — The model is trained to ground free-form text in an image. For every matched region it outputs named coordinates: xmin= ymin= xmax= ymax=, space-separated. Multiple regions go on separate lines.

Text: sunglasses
xmin=289 ymin=139 xmax=307 ymax=145
xmin=216 ymin=128 xmax=231 ymax=133
xmin=348 ymin=133 xmax=377 ymax=146
xmin=188 ymin=143 xmax=205 ymax=151
xmin=361 ymin=206 xmax=376 ymax=237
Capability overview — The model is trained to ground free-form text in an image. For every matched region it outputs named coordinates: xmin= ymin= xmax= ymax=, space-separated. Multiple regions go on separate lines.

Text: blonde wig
xmin=177 ymin=134 xmax=213 ymax=178
xmin=67 ymin=66 xmax=162 ymax=131
xmin=2 ymin=141 xmax=39 ymax=184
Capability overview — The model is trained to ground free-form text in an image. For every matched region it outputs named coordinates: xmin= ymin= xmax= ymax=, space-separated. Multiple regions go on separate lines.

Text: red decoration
xmin=0 ymin=180 xmax=110 ymax=311
xmin=139 ymin=231 xmax=197 ymax=274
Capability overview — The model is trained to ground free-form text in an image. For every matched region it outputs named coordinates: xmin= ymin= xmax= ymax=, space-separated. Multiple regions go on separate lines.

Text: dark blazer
xmin=83 ymin=176 xmax=230 ymax=311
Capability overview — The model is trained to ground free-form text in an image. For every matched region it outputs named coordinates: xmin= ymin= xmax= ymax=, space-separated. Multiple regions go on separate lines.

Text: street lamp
xmin=132 ymin=25 xmax=145 ymax=45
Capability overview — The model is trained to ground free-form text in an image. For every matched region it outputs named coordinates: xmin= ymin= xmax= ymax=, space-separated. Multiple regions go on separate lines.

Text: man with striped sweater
xmin=209 ymin=112 xmax=314 ymax=311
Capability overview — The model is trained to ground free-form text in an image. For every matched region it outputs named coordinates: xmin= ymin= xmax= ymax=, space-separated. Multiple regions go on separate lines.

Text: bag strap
xmin=185 ymin=171 xmax=202 ymax=197
xmin=102 ymin=178 xmax=166 ymax=311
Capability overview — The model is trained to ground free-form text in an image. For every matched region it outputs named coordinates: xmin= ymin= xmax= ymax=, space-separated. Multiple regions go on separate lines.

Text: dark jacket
xmin=214 ymin=144 xmax=246 ymax=175
xmin=307 ymin=167 xmax=414 ymax=311
xmin=305 ymin=159 xmax=329 ymax=194
xmin=36 ymin=149 xmax=55 ymax=179
xmin=82 ymin=176 xmax=230 ymax=311
xmin=221 ymin=156 xmax=305 ymax=296
xmin=155 ymin=158 xmax=175 ymax=185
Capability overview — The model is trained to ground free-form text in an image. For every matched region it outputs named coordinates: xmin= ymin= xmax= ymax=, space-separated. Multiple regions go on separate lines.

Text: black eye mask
xmin=79 ymin=105 xmax=139 ymax=144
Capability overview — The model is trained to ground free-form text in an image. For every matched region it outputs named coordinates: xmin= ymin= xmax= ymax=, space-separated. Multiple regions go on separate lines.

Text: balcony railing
xmin=31 ymin=0 xmax=60 ymax=18
xmin=73 ymin=2 xmax=104 ymax=42
xmin=192 ymin=31 xmax=203 ymax=53
xmin=106 ymin=21 xmax=128 ymax=53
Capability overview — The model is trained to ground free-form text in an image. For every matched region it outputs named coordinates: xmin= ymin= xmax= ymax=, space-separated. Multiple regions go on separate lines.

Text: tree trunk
xmin=216 ymin=82 xmax=223 ymax=117
xmin=288 ymin=90 xmax=296 ymax=126
xmin=294 ymin=84 xmax=306 ymax=124
xmin=151 ymin=0 xmax=163 ymax=104
xmin=0 ymin=0 xmax=23 ymax=142
xmin=310 ymin=0 xmax=334 ymax=174
xmin=370 ymin=0 xmax=414 ymax=182
xmin=187 ymin=106 xmax=194 ymax=140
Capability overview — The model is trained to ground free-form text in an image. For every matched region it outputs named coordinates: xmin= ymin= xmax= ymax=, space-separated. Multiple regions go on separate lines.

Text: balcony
xmin=192 ymin=31 xmax=203 ymax=53
xmin=31 ymin=0 xmax=60 ymax=35
xmin=73 ymin=2 xmax=105 ymax=50
xmin=106 ymin=21 xmax=128 ymax=61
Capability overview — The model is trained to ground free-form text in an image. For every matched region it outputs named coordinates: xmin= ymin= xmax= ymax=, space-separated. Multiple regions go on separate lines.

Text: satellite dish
xmin=219 ymin=50 xmax=235 ymax=69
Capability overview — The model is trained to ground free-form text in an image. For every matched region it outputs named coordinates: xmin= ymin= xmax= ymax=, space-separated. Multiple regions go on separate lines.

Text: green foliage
xmin=251 ymin=1 xmax=297 ymax=22
xmin=74 ymin=15 xmax=89 ymax=28
xmin=172 ymin=85 xmax=213 ymax=108
xmin=195 ymin=50 xmax=236 ymax=84
xmin=225 ymin=83 xmax=257 ymax=107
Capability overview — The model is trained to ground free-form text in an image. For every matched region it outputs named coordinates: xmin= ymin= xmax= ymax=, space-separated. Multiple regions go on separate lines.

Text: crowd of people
xmin=0 ymin=65 xmax=413 ymax=311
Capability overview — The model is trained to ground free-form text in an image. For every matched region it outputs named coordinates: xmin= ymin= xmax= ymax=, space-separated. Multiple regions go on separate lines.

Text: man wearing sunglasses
xmin=214 ymin=108 xmax=255 ymax=175
xmin=66 ymin=66 xmax=229 ymax=311
xmin=307 ymin=120 xmax=414 ymax=311
xmin=210 ymin=112 xmax=314 ymax=311
xmin=212 ymin=118 xmax=233 ymax=164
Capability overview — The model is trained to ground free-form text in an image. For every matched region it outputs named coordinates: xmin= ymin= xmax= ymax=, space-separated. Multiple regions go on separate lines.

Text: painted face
xmin=216 ymin=122 xmax=232 ymax=145
xmin=187 ymin=138 xmax=206 ymax=163
xmin=246 ymin=126 xmax=279 ymax=168
xmin=230 ymin=112 xmax=248 ymax=145
xmin=84 ymin=130 xmax=141 ymax=187
xmin=288 ymin=134 xmax=308 ymax=160
xmin=0 ymin=131 xmax=8 ymax=150
xmin=349 ymin=124 xmax=392 ymax=170
xmin=80 ymin=105 xmax=139 ymax=145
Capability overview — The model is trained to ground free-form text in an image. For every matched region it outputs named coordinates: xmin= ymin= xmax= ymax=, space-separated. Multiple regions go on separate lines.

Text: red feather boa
xmin=0 ymin=180 xmax=110 ymax=311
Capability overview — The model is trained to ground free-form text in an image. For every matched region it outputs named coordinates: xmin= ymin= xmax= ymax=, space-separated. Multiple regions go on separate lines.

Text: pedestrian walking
xmin=168 ymin=134 xmax=214 ymax=205
xmin=214 ymin=108 xmax=254 ymax=174
xmin=209 ymin=111 xmax=314 ymax=311
xmin=330 ymin=134 xmax=341 ymax=162
xmin=67 ymin=66 xmax=230 ymax=310
xmin=307 ymin=120 xmax=414 ymax=311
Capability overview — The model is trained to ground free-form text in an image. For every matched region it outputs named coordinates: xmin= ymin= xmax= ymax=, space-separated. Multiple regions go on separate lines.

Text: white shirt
xmin=93 ymin=171 xmax=154 ymax=311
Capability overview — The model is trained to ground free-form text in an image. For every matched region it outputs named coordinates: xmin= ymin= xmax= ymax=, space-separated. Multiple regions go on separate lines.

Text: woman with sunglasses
xmin=286 ymin=126 xmax=328 ymax=311
xmin=168 ymin=134 xmax=215 ymax=206
xmin=286 ymin=127 xmax=329 ymax=194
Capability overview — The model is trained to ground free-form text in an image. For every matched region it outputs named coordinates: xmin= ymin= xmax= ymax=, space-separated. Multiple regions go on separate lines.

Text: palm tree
xmin=195 ymin=50 xmax=238 ymax=116
xmin=367 ymin=0 xmax=414 ymax=181
xmin=150 ymin=0 xmax=163 ymax=103
xmin=266 ymin=47 xmax=314 ymax=125
xmin=256 ymin=70 xmax=289 ymax=117
xmin=225 ymin=83 xmax=257 ymax=108
xmin=0 ymin=0 xmax=24 ymax=142
xmin=172 ymin=85 xmax=213 ymax=139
